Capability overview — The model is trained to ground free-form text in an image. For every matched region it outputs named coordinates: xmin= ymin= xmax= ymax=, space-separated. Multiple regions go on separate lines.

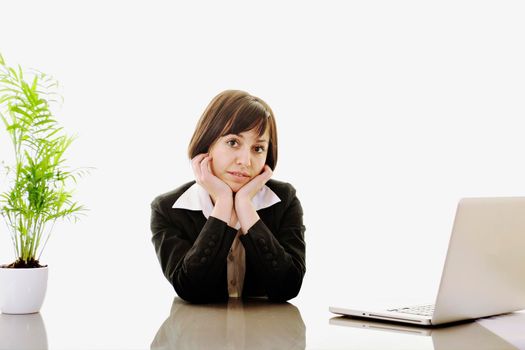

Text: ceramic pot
xmin=0 ymin=266 xmax=48 ymax=314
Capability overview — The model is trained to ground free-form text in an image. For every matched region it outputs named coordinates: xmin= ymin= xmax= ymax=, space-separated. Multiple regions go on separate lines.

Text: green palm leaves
xmin=0 ymin=54 xmax=87 ymax=267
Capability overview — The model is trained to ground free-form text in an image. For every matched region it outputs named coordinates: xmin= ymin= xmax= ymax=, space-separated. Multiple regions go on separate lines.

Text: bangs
xmin=220 ymin=99 xmax=270 ymax=137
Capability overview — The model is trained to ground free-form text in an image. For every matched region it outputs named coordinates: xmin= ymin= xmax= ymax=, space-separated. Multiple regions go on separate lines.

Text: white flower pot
xmin=0 ymin=266 xmax=48 ymax=314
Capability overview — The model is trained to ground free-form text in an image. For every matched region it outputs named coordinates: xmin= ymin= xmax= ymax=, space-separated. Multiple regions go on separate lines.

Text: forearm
xmin=239 ymin=220 xmax=306 ymax=301
xmin=210 ymin=195 xmax=235 ymax=226
xmin=151 ymin=197 xmax=236 ymax=303
xmin=235 ymin=196 xmax=260 ymax=234
xmin=157 ymin=216 xmax=237 ymax=303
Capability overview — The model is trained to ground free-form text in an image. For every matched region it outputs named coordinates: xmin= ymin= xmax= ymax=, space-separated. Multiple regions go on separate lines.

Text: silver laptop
xmin=330 ymin=197 xmax=525 ymax=326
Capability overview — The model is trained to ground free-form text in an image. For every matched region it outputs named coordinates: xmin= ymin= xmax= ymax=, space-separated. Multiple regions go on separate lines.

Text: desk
xmin=1 ymin=295 xmax=524 ymax=349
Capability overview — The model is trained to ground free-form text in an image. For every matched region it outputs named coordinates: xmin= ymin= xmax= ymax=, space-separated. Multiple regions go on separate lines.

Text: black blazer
xmin=150 ymin=179 xmax=306 ymax=303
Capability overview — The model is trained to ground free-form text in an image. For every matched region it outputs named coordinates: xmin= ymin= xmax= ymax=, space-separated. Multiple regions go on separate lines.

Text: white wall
xmin=1 ymin=0 xmax=525 ymax=341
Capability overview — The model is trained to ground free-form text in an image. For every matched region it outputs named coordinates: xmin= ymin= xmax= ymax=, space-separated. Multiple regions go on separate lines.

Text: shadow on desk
xmin=152 ymin=297 xmax=305 ymax=350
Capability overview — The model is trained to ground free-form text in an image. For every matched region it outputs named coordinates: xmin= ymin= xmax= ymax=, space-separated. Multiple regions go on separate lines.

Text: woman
xmin=150 ymin=90 xmax=305 ymax=303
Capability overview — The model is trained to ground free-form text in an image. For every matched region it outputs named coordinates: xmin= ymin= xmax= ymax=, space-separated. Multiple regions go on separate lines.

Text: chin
xmin=229 ymin=184 xmax=242 ymax=193
xmin=225 ymin=180 xmax=246 ymax=193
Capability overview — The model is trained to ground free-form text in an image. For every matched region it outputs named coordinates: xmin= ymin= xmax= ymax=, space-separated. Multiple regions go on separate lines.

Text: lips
xmin=227 ymin=171 xmax=250 ymax=178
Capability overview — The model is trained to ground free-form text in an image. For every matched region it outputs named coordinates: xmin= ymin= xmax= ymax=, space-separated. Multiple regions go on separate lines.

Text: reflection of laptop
xmin=329 ymin=316 xmax=516 ymax=349
xmin=330 ymin=197 xmax=525 ymax=326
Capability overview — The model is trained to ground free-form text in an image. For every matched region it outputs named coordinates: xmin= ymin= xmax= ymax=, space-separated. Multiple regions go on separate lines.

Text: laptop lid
xmin=432 ymin=197 xmax=525 ymax=324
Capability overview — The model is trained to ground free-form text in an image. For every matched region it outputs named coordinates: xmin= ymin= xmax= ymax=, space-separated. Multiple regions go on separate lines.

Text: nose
xmin=236 ymin=147 xmax=251 ymax=167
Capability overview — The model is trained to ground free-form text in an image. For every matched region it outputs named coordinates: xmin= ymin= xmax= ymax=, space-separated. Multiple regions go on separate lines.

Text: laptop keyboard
xmin=388 ymin=304 xmax=435 ymax=317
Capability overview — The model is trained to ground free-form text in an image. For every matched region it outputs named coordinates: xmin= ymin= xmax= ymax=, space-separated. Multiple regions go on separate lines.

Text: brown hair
xmin=188 ymin=90 xmax=278 ymax=169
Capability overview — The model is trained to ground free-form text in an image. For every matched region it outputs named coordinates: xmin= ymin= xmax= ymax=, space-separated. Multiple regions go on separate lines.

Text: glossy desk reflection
xmin=0 ymin=312 xmax=47 ymax=350
xmin=152 ymin=297 xmax=305 ymax=350
xmin=2 ymin=297 xmax=525 ymax=349
xmin=330 ymin=315 xmax=521 ymax=349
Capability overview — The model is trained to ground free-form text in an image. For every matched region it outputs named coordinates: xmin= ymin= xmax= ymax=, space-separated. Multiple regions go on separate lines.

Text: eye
xmin=254 ymin=145 xmax=266 ymax=154
xmin=226 ymin=138 xmax=239 ymax=147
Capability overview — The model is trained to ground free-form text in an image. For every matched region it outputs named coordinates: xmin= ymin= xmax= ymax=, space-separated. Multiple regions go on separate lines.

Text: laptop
xmin=330 ymin=197 xmax=525 ymax=326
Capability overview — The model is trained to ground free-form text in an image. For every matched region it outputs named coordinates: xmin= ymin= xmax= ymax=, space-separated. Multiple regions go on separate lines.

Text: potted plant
xmin=0 ymin=54 xmax=87 ymax=314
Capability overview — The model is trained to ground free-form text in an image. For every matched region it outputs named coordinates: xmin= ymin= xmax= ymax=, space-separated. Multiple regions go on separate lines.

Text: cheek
xmin=210 ymin=157 xmax=223 ymax=175
xmin=209 ymin=150 xmax=227 ymax=175
xmin=209 ymin=161 xmax=218 ymax=175
xmin=254 ymin=157 xmax=267 ymax=173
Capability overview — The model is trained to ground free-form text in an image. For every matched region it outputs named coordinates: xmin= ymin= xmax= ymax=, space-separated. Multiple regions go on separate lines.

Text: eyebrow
xmin=232 ymin=133 xmax=269 ymax=144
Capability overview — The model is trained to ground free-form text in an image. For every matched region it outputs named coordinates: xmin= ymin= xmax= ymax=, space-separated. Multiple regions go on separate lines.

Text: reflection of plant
xmin=0 ymin=54 xmax=87 ymax=268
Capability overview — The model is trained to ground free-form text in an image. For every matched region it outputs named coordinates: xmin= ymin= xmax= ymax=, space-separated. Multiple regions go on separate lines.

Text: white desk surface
xmin=1 ymin=291 xmax=524 ymax=350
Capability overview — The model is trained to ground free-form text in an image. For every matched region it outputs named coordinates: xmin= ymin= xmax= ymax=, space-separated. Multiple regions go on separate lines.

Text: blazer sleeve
xmin=150 ymin=199 xmax=237 ymax=303
xmin=239 ymin=187 xmax=306 ymax=302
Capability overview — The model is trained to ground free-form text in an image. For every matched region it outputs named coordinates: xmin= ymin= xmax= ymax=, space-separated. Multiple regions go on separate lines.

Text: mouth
xmin=227 ymin=171 xmax=250 ymax=179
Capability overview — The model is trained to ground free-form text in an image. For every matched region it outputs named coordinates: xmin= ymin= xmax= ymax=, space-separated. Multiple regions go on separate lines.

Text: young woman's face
xmin=208 ymin=127 xmax=270 ymax=192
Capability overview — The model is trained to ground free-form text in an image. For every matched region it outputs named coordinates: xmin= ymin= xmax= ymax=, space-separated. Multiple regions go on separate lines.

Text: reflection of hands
xmin=191 ymin=153 xmax=232 ymax=203
xmin=235 ymin=165 xmax=272 ymax=233
xmin=236 ymin=165 xmax=273 ymax=202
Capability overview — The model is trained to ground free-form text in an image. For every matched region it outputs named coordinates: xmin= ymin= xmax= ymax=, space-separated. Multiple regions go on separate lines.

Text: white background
xmin=1 ymin=1 xmax=525 ymax=348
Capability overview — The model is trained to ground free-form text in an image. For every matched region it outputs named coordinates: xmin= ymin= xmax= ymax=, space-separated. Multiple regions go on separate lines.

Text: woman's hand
xmin=192 ymin=153 xmax=234 ymax=225
xmin=191 ymin=153 xmax=232 ymax=203
xmin=235 ymin=165 xmax=273 ymax=233
xmin=235 ymin=165 xmax=273 ymax=202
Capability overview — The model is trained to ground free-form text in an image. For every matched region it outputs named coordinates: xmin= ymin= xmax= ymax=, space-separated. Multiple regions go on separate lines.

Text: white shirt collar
xmin=172 ymin=183 xmax=281 ymax=229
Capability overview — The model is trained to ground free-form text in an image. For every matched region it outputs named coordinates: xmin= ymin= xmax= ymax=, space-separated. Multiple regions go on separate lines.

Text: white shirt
xmin=172 ymin=183 xmax=281 ymax=297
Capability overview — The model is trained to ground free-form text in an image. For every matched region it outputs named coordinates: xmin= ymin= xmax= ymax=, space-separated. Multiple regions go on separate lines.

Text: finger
xmin=207 ymin=156 xmax=214 ymax=174
xmin=200 ymin=156 xmax=212 ymax=180
xmin=191 ymin=153 xmax=207 ymax=179
xmin=192 ymin=161 xmax=202 ymax=183
xmin=249 ymin=166 xmax=273 ymax=192
xmin=259 ymin=165 xmax=273 ymax=182
xmin=191 ymin=153 xmax=207 ymax=166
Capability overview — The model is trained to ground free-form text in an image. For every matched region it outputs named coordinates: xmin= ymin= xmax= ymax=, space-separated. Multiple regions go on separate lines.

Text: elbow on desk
xmin=172 ymin=283 xmax=228 ymax=304
xmin=266 ymin=274 xmax=304 ymax=302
